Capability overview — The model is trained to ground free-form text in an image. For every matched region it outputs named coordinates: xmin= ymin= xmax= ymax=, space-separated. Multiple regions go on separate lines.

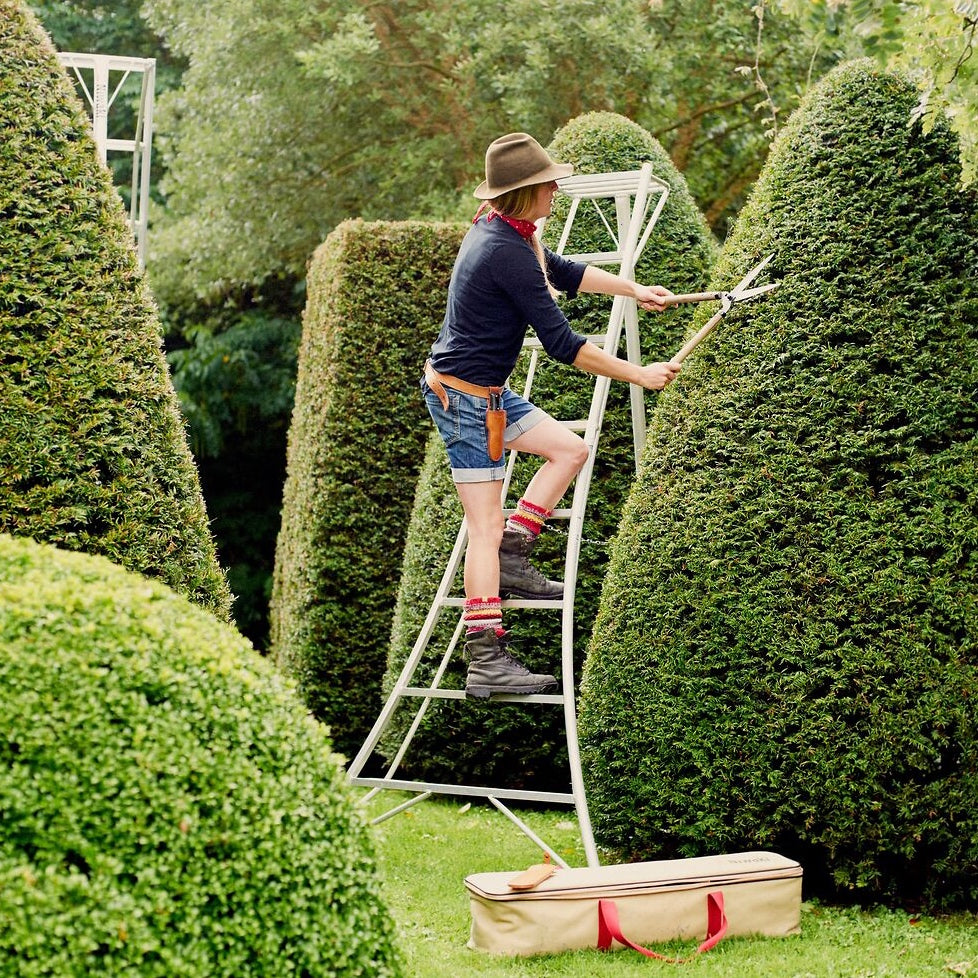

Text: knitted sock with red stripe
xmin=464 ymin=596 xmax=503 ymax=635
xmin=506 ymin=498 xmax=551 ymax=538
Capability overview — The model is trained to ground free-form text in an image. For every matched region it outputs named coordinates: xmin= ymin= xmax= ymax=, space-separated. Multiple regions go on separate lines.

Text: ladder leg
xmin=370 ymin=791 xmax=433 ymax=825
xmin=368 ymin=618 xmax=466 ymax=786
xmin=346 ymin=519 xmax=468 ymax=780
xmin=623 ymin=300 xmax=647 ymax=470
xmin=560 ymin=394 xmax=607 ymax=868
xmin=487 ymin=797 xmax=571 ymax=869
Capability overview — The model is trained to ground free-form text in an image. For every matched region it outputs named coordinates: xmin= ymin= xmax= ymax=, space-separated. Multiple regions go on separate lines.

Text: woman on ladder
xmin=423 ymin=132 xmax=680 ymax=698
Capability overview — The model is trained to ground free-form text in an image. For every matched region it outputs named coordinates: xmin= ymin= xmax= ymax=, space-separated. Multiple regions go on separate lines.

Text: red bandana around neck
xmin=473 ymin=203 xmax=538 ymax=240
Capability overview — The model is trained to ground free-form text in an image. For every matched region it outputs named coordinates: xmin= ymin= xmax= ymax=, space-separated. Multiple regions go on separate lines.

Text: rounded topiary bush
xmin=0 ymin=2 xmax=230 ymax=618
xmin=580 ymin=61 xmax=978 ymax=908
xmin=270 ymin=219 xmax=465 ymax=760
xmin=0 ymin=534 xmax=402 ymax=977
xmin=380 ymin=112 xmax=717 ymax=790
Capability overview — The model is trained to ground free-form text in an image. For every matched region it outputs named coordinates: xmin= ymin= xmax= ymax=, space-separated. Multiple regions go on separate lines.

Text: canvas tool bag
xmin=464 ymin=850 xmax=802 ymax=959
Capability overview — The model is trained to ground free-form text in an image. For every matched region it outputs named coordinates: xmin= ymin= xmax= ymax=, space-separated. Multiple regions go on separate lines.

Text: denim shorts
xmin=421 ymin=378 xmax=547 ymax=483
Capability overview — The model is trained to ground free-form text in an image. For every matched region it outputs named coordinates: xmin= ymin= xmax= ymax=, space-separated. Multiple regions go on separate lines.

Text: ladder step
xmin=522 ymin=334 xmax=607 ymax=350
xmin=558 ymin=169 xmax=670 ymax=197
xmin=502 ymin=507 xmax=572 ymax=518
xmin=402 ymin=686 xmax=564 ymax=704
xmin=560 ymin=250 xmax=625 ymax=265
xmin=350 ymin=776 xmax=575 ymax=806
xmin=442 ymin=597 xmax=563 ymax=609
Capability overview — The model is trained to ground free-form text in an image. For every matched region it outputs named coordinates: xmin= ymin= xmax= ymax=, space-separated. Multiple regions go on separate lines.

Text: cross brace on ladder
xmin=347 ymin=164 xmax=671 ymax=868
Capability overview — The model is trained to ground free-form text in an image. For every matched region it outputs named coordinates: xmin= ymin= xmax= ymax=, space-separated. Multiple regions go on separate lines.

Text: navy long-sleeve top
xmin=428 ymin=215 xmax=589 ymax=388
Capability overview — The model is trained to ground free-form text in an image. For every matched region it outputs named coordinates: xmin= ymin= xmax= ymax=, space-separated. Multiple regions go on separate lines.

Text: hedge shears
xmin=663 ymin=254 xmax=780 ymax=364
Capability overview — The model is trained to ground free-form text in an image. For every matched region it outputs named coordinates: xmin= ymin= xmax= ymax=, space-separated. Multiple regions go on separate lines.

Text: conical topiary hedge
xmin=0 ymin=534 xmax=402 ymax=978
xmin=270 ymin=219 xmax=465 ymax=759
xmin=0 ymin=2 xmax=230 ymax=618
xmin=380 ymin=112 xmax=717 ymax=790
xmin=580 ymin=61 xmax=978 ymax=908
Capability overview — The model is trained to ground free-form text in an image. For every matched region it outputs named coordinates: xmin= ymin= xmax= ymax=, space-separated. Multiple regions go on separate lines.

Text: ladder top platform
xmin=557 ymin=168 xmax=671 ymax=199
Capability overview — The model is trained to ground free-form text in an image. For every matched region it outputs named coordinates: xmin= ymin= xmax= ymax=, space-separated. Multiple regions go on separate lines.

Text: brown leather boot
xmin=498 ymin=529 xmax=563 ymax=599
xmin=464 ymin=628 xmax=558 ymax=698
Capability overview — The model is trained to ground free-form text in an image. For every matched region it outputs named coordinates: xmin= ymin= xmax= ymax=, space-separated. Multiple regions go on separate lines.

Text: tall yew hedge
xmin=270 ymin=219 xmax=465 ymax=758
xmin=0 ymin=2 xmax=230 ymax=618
xmin=580 ymin=62 xmax=978 ymax=908
xmin=380 ymin=113 xmax=717 ymax=790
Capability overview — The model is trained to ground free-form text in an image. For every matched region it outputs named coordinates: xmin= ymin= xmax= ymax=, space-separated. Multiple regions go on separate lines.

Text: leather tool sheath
xmin=424 ymin=360 xmax=506 ymax=462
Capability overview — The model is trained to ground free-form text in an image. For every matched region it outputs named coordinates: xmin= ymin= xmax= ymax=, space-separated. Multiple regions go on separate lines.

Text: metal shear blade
xmin=732 ymin=282 xmax=779 ymax=302
xmin=727 ymin=253 xmax=778 ymax=303
xmin=669 ymin=255 xmax=781 ymax=365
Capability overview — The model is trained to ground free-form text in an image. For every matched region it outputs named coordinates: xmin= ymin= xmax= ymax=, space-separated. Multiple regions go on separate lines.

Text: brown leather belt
xmin=424 ymin=359 xmax=501 ymax=410
xmin=424 ymin=359 xmax=507 ymax=462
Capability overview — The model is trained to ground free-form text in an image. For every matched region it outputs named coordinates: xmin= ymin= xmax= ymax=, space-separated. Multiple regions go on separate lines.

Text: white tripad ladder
xmin=58 ymin=53 xmax=156 ymax=267
xmin=347 ymin=164 xmax=670 ymax=867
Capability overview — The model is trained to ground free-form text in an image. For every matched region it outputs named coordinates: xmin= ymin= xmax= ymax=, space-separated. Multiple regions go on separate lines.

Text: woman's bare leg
xmin=455 ymin=479 xmax=558 ymax=696
xmin=507 ymin=415 xmax=589 ymax=510
xmin=454 ymin=417 xmax=588 ymax=601
xmin=455 ymin=480 xmax=505 ymax=598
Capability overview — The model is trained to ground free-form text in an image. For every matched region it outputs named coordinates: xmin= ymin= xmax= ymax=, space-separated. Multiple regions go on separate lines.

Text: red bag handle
xmin=597 ymin=890 xmax=727 ymax=963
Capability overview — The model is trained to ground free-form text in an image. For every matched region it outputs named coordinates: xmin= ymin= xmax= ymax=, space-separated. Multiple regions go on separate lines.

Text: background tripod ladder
xmin=347 ymin=164 xmax=671 ymax=868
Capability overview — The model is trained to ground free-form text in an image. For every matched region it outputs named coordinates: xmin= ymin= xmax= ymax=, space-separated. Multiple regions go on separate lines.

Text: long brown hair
xmin=488 ymin=183 xmax=559 ymax=299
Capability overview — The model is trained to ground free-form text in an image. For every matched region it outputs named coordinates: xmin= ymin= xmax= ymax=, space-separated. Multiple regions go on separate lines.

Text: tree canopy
xmin=141 ymin=0 xmax=833 ymax=301
xmin=36 ymin=0 xmax=845 ymax=640
xmin=777 ymin=0 xmax=978 ymax=182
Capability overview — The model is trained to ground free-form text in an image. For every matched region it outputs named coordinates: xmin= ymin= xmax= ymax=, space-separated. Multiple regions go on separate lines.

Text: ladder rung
xmin=561 ymin=250 xmax=623 ymax=265
xmin=402 ymin=687 xmax=564 ymax=704
xmin=442 ymin=597 xmax=563 ymax=609
xmin=350 ymin=776 xmax=575 ymax=806
xmin=522 ymin=333 xmax=607 ymax=350
xmin=501 ymin=508 xmax=572 ymax=518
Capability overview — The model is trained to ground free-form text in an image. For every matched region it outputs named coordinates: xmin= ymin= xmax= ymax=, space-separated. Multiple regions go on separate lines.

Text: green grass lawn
xmin=363 ymin=792 xmax=978 ymax=978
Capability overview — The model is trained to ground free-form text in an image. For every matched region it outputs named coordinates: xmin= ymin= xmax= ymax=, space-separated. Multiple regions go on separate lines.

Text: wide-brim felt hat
xmin=473 ymin=132 xmax=574 ymax=199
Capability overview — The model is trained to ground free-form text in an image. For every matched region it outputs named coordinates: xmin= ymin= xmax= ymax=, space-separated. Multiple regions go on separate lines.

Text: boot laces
xmin=515 ymin=540 xmax=550 ymax=584
xmin=496 ymin=632 xmax=531 ymax=674
xmin=521 ymin=560 xmax=550 ymax=585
